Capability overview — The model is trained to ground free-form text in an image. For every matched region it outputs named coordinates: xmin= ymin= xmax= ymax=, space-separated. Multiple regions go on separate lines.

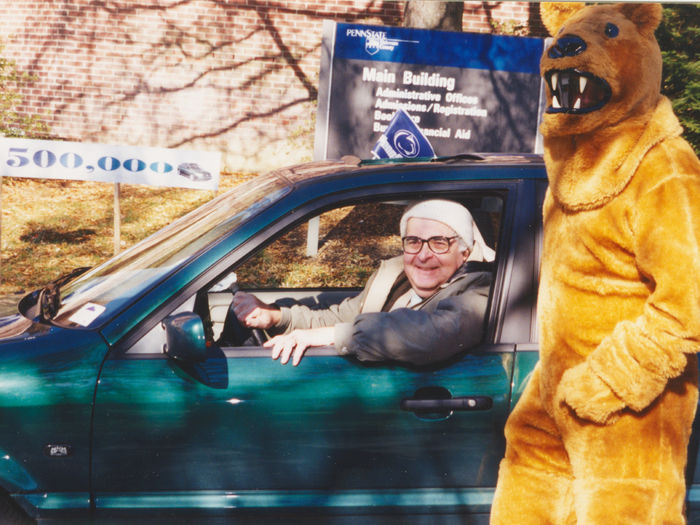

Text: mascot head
xmin=540 ymin=2 xmax=663 ymax=137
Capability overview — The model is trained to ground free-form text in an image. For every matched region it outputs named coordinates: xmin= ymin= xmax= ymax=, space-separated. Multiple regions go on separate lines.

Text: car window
xmin=126 ymin=192 xmax=504 ymax=354
xmin=235 ymin=194 xmax=502 ymax=290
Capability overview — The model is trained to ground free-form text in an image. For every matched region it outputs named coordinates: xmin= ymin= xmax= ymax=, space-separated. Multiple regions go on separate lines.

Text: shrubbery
xmin=0 ymin=43 xmax=46 ymax=138
xmin=658 ymin=4 xmax=700 ymax=154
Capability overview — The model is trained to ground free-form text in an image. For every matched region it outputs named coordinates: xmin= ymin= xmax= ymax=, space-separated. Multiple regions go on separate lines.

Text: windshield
xmin=50 ymin=172 xmax=290 ymax=327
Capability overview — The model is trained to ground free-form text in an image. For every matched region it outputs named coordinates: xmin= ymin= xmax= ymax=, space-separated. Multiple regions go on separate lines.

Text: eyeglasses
xmin=402 ymin=235 xmax=458 ymax=254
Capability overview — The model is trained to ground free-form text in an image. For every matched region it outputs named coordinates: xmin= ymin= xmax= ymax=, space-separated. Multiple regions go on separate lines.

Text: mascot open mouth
xmin=545 ymin=69 xmax=611 ymax=114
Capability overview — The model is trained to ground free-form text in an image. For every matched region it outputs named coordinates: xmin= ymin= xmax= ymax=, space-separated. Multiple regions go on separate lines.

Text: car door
xmin=90 ymin=183 xmax=537 ymax=522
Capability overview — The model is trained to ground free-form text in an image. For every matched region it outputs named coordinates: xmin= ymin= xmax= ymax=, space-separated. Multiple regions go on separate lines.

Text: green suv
xmin=0 ymin=154 xmax=565 ymax=523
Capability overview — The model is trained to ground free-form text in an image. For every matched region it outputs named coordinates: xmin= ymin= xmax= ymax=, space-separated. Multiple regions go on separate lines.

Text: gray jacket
xmin=274 ymin=256 xmax=492 ymax=365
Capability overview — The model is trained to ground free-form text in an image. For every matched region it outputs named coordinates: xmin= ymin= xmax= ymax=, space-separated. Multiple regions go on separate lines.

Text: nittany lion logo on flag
xmin=392 ymin=130 xmax=420 ymax=157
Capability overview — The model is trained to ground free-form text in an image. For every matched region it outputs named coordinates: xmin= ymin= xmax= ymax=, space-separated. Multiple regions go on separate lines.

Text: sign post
xmin=113 ymin=183 xmax=121 ymax=255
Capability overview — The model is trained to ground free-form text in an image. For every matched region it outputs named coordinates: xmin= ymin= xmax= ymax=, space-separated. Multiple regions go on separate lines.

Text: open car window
xmin=234 ymin=195 xmax=502 ymax=291
xmin=209 ymin=193 xmax=503 ymax=344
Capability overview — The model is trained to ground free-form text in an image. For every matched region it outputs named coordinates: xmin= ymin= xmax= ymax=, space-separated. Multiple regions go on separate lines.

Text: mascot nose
xmin=548 ymin=35 xmax=587 ymax=58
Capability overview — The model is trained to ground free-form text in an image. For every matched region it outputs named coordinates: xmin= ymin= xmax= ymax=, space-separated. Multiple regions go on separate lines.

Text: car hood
xmin=0 ymin=313 xmax=50 ymax=342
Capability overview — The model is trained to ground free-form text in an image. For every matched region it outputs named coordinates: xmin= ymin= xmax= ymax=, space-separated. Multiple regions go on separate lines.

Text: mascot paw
xmin=558 ymin=363 xmax=625 ymax=424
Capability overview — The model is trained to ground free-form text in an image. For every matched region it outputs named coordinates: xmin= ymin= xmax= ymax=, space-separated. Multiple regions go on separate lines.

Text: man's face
xmin=403 ymin=217 xmax=468 ymax=298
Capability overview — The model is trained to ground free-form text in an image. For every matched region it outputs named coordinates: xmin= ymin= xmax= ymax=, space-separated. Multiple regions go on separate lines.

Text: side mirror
xmin=162 ymin=312 xmax=207 ymax=362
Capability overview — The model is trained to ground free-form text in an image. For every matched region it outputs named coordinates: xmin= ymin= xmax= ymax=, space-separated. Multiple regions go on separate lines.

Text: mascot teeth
xmin=545 ymin=69 xmax=611 ymax=114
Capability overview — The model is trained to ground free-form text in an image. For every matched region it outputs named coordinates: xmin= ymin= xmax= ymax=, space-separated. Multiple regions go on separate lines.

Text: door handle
xmin=400 ymin=395 xmax=493 ymax=412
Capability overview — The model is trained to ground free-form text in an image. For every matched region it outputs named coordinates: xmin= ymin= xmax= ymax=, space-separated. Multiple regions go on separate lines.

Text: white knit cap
xmin=399 ymin=199 xmax=496 ymax=262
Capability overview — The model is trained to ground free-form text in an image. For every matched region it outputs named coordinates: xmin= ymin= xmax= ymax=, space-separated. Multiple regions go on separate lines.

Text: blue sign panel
xmin=335 ymin=25 xmax=543 ymax=74
xmin=314 ymin=21 xmax=546 ymax=160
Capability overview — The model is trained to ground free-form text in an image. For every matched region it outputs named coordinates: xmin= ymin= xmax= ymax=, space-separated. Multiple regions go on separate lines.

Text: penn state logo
xmin=365 ymin=33 xmax=384 ymax=55
xmin=393 ymin=130 xmax=420 ymax=158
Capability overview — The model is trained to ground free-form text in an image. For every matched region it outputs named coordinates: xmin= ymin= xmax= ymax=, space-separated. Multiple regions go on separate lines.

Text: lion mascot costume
xmin=490 ymin=3 xmax=700 ymax=524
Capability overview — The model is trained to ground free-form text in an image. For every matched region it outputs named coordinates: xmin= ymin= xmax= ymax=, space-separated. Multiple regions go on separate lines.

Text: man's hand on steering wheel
xmin=232 ymin=291 xmax=281 ymax=329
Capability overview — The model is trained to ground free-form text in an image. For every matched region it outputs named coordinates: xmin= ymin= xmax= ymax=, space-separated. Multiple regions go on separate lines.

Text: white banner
xmin=0 ymin=137 xmax=220 ymax=190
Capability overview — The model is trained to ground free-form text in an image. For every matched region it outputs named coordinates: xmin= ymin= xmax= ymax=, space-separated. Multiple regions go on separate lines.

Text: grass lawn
xmin=0 ymin=171 xmax=254 ymax=295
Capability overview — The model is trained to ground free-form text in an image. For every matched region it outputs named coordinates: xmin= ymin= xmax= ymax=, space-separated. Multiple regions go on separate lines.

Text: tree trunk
xmin=402 ymin=1 xmax=464 ymax=31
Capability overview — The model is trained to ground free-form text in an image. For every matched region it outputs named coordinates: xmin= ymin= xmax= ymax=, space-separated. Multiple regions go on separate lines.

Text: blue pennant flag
xmin=371 ymin=109 xmax=435 ymax=159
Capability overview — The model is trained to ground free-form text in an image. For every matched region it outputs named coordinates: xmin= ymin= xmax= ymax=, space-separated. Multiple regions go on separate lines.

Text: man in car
xmin=231 ymin=199 xmax=494 ymax=366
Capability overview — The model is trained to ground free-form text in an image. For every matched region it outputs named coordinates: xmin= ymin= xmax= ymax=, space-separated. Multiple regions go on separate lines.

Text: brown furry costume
xmin=490 ymin=3 xmax=700 ymax=523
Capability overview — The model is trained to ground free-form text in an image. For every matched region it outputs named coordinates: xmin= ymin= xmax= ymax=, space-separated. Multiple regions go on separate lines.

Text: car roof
xmin=270 ymin=153 xmax=546 ymax=188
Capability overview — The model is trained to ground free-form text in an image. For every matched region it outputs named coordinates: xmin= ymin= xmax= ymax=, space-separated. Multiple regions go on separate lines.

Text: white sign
xmin=68 ymin=303 xmax=106 ymax=327
xmin=0 ymin=137 xmax=220 ymax=190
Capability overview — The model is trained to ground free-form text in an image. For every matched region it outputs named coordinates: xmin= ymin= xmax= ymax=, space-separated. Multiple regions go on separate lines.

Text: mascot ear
xmin=539 ymin=2 xmax=586 ymax=36
xmin=619 ymin=3 xmax=663 ymax=37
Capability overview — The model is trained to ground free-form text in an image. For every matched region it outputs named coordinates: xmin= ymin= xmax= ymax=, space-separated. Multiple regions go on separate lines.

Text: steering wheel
xmin=218 ymin=296 xmax=267 ymax=347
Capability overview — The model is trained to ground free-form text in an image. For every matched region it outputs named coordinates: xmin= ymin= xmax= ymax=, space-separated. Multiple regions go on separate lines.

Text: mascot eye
xmin=605 ymin=23 xmax=619 ymax=38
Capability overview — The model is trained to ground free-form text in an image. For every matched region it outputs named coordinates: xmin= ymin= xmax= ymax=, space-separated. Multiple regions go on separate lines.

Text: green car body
xmin=0 ymin=154 xmax=694 ymax=523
